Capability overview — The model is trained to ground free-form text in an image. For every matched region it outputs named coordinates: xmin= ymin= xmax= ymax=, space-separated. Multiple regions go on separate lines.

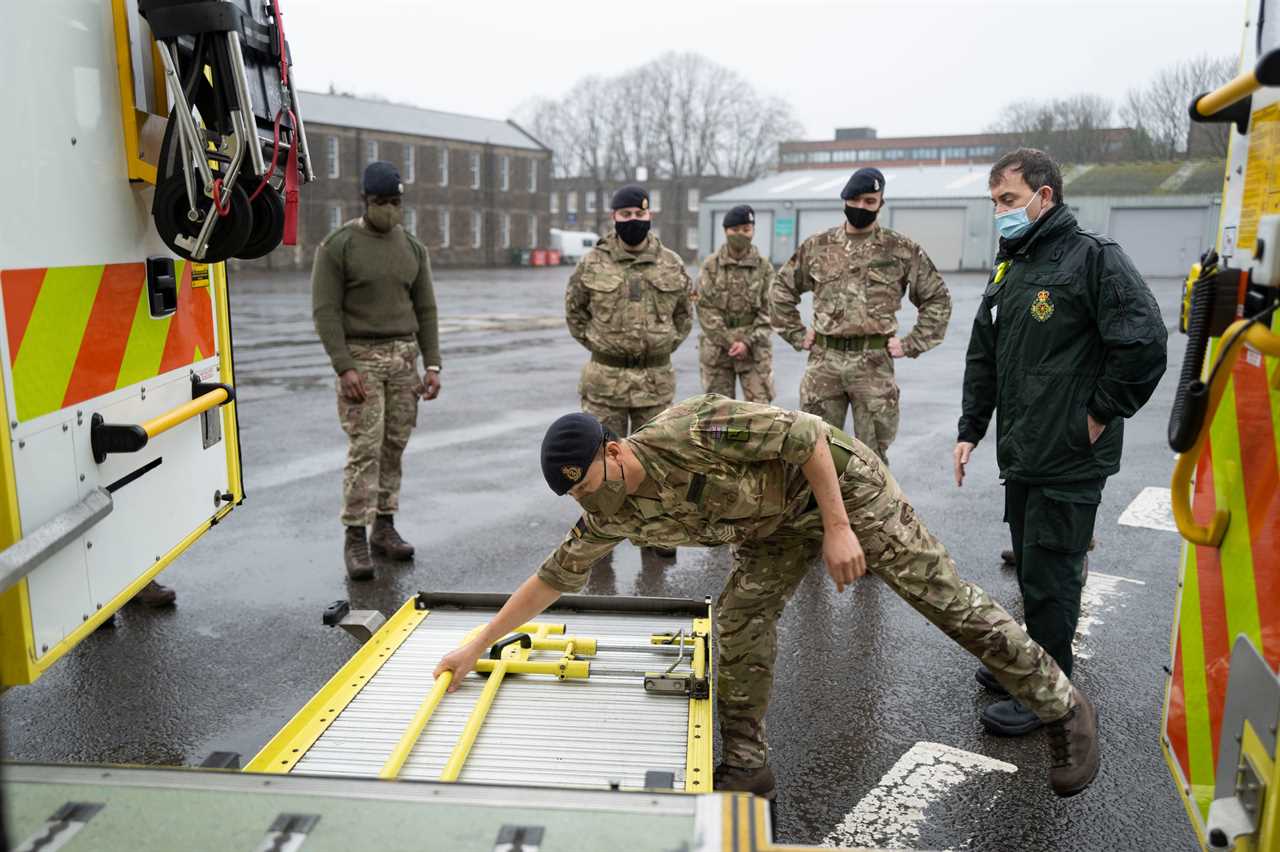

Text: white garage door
xmin=710 ymin=209 xmax=773 ymax=259
xmin=797 ymin=209 xmax=846 ymax=242
xmin=1108 ymin=208 xmax=1207 ymax=278
xmin=891 ymin=207 xmax=966 ymax=271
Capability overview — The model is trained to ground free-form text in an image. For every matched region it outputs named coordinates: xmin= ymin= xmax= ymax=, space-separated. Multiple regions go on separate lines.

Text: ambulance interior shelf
xmin=137 ymin=0 xmax=313 ymax=263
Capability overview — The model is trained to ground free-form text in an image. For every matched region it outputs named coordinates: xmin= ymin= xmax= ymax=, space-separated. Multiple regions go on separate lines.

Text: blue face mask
xmin=994 ymin=190 xmax=1046 ymax=240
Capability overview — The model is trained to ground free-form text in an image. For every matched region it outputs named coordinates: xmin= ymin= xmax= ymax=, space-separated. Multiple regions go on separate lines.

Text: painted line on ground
xmin=1118 ymin=486 xmax=1177 ymax=532
xmin=1075 ymin=571 xmax=1146 ymax=660
xmin=822 ymin=741 xmax=1017 ymax=850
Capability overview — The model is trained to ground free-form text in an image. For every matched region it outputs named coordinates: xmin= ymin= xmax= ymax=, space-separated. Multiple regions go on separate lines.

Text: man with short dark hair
xmin=313 ymin=161 xmax=441 ymax=580
xmin=955 ymin=148 xmax=1167 ymax=736
xmin=772 ymin=168 xmax=951 ymax=464
xmin=694 ymin=205 xmax=775 ymax=402
xmin=436 ymin=395 xmax=1101 ymax=800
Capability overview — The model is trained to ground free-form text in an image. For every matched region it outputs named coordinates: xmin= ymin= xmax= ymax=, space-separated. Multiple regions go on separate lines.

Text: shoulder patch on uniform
xmin=702 ymin=424 xmax=750 ymax=442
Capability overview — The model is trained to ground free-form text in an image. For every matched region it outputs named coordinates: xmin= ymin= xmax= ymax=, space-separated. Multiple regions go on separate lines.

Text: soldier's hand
xmin=822 ymin=523 xmax=866 ymax=592
xmin=434 ymin=639 xmax=484 ymax=693
xmin=1086 ymin=414 xmax=1105 ymax=444
xmin=339 ymin=369 xmax=368 ymax=403
xmin=802 ymin=328 xmax=816 ymax=351
xmin=887 ymin=336 xmax=905 ymax=358
xmin=728 ymin=341 xmax=749 ymax=359
xmin=953 ymin=441 xmax=976 ymax=486
xmin=421 ymin=371 xmax=441 ymax=401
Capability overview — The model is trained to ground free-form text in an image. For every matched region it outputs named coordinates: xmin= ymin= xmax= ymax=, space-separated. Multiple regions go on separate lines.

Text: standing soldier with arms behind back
xmin=312 ymin=161 xmax=442 ymax=581
xmin=772 ymin=168 xmax=951 ymax=463
xmin=566 ymin=184 xmax=693 ymax=556
xmin=694 ymin=205 xmax=775 ymax=402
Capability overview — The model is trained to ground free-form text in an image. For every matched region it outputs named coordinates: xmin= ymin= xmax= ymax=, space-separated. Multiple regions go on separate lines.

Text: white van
xmin=550 ymin=228 xmax=599 ymax=264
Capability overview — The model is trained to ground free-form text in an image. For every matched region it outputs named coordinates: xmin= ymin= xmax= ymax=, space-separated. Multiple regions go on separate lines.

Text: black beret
xmin=841 ymin=167 xmax=885 ymax=200
xmin=362 ymin=161 xmax=403 ymax=196
xmin=722 ymin=205 xmax=755 ymax=229
xmin=541 ymin=412 xmax=606 ymax=495
xmin=610 ymin=184 xmax=649 ymax=211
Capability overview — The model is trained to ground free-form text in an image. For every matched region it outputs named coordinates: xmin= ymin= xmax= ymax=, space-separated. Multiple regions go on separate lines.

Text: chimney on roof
xmin=835 ymin=127 xmax=877 ymax=141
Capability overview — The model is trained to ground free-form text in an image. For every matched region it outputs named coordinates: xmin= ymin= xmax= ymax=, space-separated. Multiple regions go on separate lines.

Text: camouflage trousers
xmin=580 ymin=399 xmax=667 ymax=439
xmin=716 ymin=438 xmax=1074 ymax=769
xmin=336 ymin=339 xmax=420 ymax=527
xmin=699 ymin=338 xmax=774 ymax=403
xmin=799 ymin=346 xmax=899 ymax=463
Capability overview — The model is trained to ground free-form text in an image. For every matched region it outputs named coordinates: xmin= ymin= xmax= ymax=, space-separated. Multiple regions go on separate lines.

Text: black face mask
xmin=844 ymin=205 xmax=878 ymax=229
xmin=615 ymin=218 xmax=651 ymax=246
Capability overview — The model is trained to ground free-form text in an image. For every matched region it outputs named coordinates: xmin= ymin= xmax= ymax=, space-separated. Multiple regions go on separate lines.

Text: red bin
xmin=531 ymin=249 xmax=548 ymax=266
xmin=547 ymin=249 xmax=562 ymax=265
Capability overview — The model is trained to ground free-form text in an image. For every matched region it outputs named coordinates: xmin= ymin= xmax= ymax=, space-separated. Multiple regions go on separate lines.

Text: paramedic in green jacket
xmin=954 ymin=148 xmax=1167 ymax=737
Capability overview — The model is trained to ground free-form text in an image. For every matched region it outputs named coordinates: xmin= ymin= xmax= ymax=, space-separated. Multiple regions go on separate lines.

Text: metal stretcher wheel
xmin=236 ymin=188 xmax=286 ymax=260
xmin=152 ymin=174 xmax=253 ymax=263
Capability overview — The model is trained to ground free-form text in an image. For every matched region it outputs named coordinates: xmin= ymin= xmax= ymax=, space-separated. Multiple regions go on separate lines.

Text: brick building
xmin=779 ymin=127 xmax=1134 ymax=171
xmin=548 ymin=175 xmax=746 ymax=262
xmin=248 ymin=92 xmax=552 ymax=269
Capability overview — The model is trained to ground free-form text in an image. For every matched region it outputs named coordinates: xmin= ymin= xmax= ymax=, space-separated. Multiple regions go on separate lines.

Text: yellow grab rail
xmin=141 ymin=387 xmax=228 ymax=439
xmin=1171 ymin=320 xmax=1280 ymax=546
xmin=1195 ymin=70 xmax=1262 ymax=118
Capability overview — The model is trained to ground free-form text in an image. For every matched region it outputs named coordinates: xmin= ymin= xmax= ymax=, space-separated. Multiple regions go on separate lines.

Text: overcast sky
xmin=284 ymin=0 xmax=1244 ymax=140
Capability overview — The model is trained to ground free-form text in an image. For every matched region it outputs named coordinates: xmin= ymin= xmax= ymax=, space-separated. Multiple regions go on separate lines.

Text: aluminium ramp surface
xmin=266 ymin=594 xmax=713 ymax=792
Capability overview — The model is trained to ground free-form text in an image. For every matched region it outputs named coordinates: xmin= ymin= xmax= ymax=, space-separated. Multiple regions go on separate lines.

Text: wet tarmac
xmin=1 ymin=265 xmax=1195 ymax=849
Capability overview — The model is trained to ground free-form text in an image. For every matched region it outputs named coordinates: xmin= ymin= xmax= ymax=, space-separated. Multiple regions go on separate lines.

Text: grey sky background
xmin=285 ymin=0 xmax=1245 ymax=140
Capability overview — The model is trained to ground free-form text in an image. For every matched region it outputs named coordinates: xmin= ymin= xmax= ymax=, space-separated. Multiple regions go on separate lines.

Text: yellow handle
xmin=1171 ymin=320 xmax=1280 ymax=546
xmin=140 ymin=387 xmax=228 ymax=439
xmin=1195 ymin=70 xmax=1261 ymax=118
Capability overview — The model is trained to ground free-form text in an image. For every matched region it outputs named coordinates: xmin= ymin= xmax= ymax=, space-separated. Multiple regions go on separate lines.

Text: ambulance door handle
xmin=90 ymin=384 xmax=235 ymax=463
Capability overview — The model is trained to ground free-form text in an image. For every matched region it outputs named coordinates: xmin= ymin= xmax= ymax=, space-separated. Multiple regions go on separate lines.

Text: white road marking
xmin=822 ymin=742 xmax=1016 ymax=850
xmin=1075 ymin=571 xmax=1146 ymax=660
xmin=1118 ymin=486 xmax=1177 ymax=532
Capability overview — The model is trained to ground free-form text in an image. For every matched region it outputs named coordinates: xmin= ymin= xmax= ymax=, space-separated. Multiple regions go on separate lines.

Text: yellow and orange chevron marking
xmin=0 ymin=261 xmax=215 ymax=423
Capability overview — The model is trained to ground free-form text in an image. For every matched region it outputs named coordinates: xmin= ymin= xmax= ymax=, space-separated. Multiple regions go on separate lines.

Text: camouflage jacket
xmin=537 ymin=394 xmax=833 ymax=593
xmin=694 ymin=243 xmax=774 ymax=354
xmin=565 ymin=231 xmax=693 ymax=358
xmin=771 ymin=224 xmax=951 ymax=357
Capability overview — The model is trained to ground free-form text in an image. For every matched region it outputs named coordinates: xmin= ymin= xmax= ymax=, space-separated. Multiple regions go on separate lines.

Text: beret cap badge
xmin=562 ymin=465 xmax=583 ymax=482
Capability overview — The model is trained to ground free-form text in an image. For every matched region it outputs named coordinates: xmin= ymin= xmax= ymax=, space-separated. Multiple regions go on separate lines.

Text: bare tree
xmin=1121 ymin=54 xmax=1237 ymax=158
xmin=517 ymin=52 xmax=800 ymax=182
xmin=988 ymin=94 xmax=1115 ymax=163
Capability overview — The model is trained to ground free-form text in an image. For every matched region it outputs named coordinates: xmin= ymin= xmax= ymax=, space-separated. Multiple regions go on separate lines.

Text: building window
xmin=585 ymin=191 xmax=597 ymax=214
xmin=912 ymin=147 xmax=939 ymax=160
xmin=471 ymin=210 xmax=483 ymax=248
xmin=687 ymin=188 xmax=699 ymax=212
xmin=567 ymin=191 xmax=578 ymax=213
xmin=528 ymin=159 xmax=537 ymax=192
xmin=499 ymin=156 xmax=510 ymax=191
xmin=404 ymin=145 xmax=416 ymax=184
xmin=327 ymin=204 xmax=342 ymax=231
xmin=470 ymin=151 xmax=481 ymax=189
xmin=809 ymin=151 xmax=832 ymax=163
xmin=404 ymin=206 xmax=417 ymax=236
xmin=650 ymin=190 xmax=662 ymax=212
xmin=550 ymin=192 xmax=559 ymax=213
xmin=858 ymin=149 xmax=878 ymax=161
xmin=439 ymin=208 xmax=450 ymax=248
xmin=833 ymin=149 xmax=858 ymax=162
xmin=439 ymin=147 xmax=449 ymax=186
xmin=942 ymin=146 xmax=968 ymax=159
xmin=501 ymin=212 xmax=511 ymax=248
xmin=326 ymin=136 xmax=340 ymax=179
xmin=366 ymin=138 xmax=378 ymax=165
xmin=528 ymin=213 xmax=538 ymax=247
xmin=686 ymin=226 xmax=698 ymax=250
xmin=781 ymin=152 xmax=806 ymax=164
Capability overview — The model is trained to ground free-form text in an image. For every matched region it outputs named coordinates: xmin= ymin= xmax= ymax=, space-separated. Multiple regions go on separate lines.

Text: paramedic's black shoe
xmin=370 ymin=514 xmax=414 ymax=560
xmin=1047 ymin=688 xmax=1100 ymax=797
xmin=975 ymin=665 xmax=1010 ymax=697
xmin=981 ymin=698 xmax=1043 ymax=736
xmin=1000 ymin=549 xmax=1016 ymax=566
xmin=137 ymin=580 xmax=176 ymax=608
xmin=714 ymin=763 xmax=777 ymax=800
xmin=344 ymin=525 xmax=374 ymax=581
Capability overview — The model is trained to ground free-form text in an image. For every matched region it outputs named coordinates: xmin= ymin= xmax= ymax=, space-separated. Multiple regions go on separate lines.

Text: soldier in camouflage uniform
xmin=694 ymin=205 xmax=775 ymax=403
xmin=772 ymin=168 xmax=951 ymax=464
xmin=313 ymin=162 xmax=441 ymax=580
xmin=435 ymin=394 xmax=1101 ymax=801
xmin=565 ymin=184 xmax=693 ymax=439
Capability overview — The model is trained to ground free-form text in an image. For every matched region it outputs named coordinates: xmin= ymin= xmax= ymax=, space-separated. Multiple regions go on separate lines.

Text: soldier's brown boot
xmin=344 ymin=526 xmax=374 ymax=581
xmin=370 ymin=514 xmax=414 ymax=560
xmin=1046 ymin=687 xmax=1100 ymax=797
xmin=136 ymin=580 xmax=176 ymax=608
xmin=714 ymin=763 xmax=777 ymax=800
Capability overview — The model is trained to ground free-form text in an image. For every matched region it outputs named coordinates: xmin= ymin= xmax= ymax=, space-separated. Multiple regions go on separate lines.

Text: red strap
xmin=283 ymin=124 xmax=299 ymax=245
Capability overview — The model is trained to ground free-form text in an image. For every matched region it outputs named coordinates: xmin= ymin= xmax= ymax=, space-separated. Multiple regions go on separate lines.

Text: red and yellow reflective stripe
xmin=0 ymin=262 xmax=215 ymax=422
